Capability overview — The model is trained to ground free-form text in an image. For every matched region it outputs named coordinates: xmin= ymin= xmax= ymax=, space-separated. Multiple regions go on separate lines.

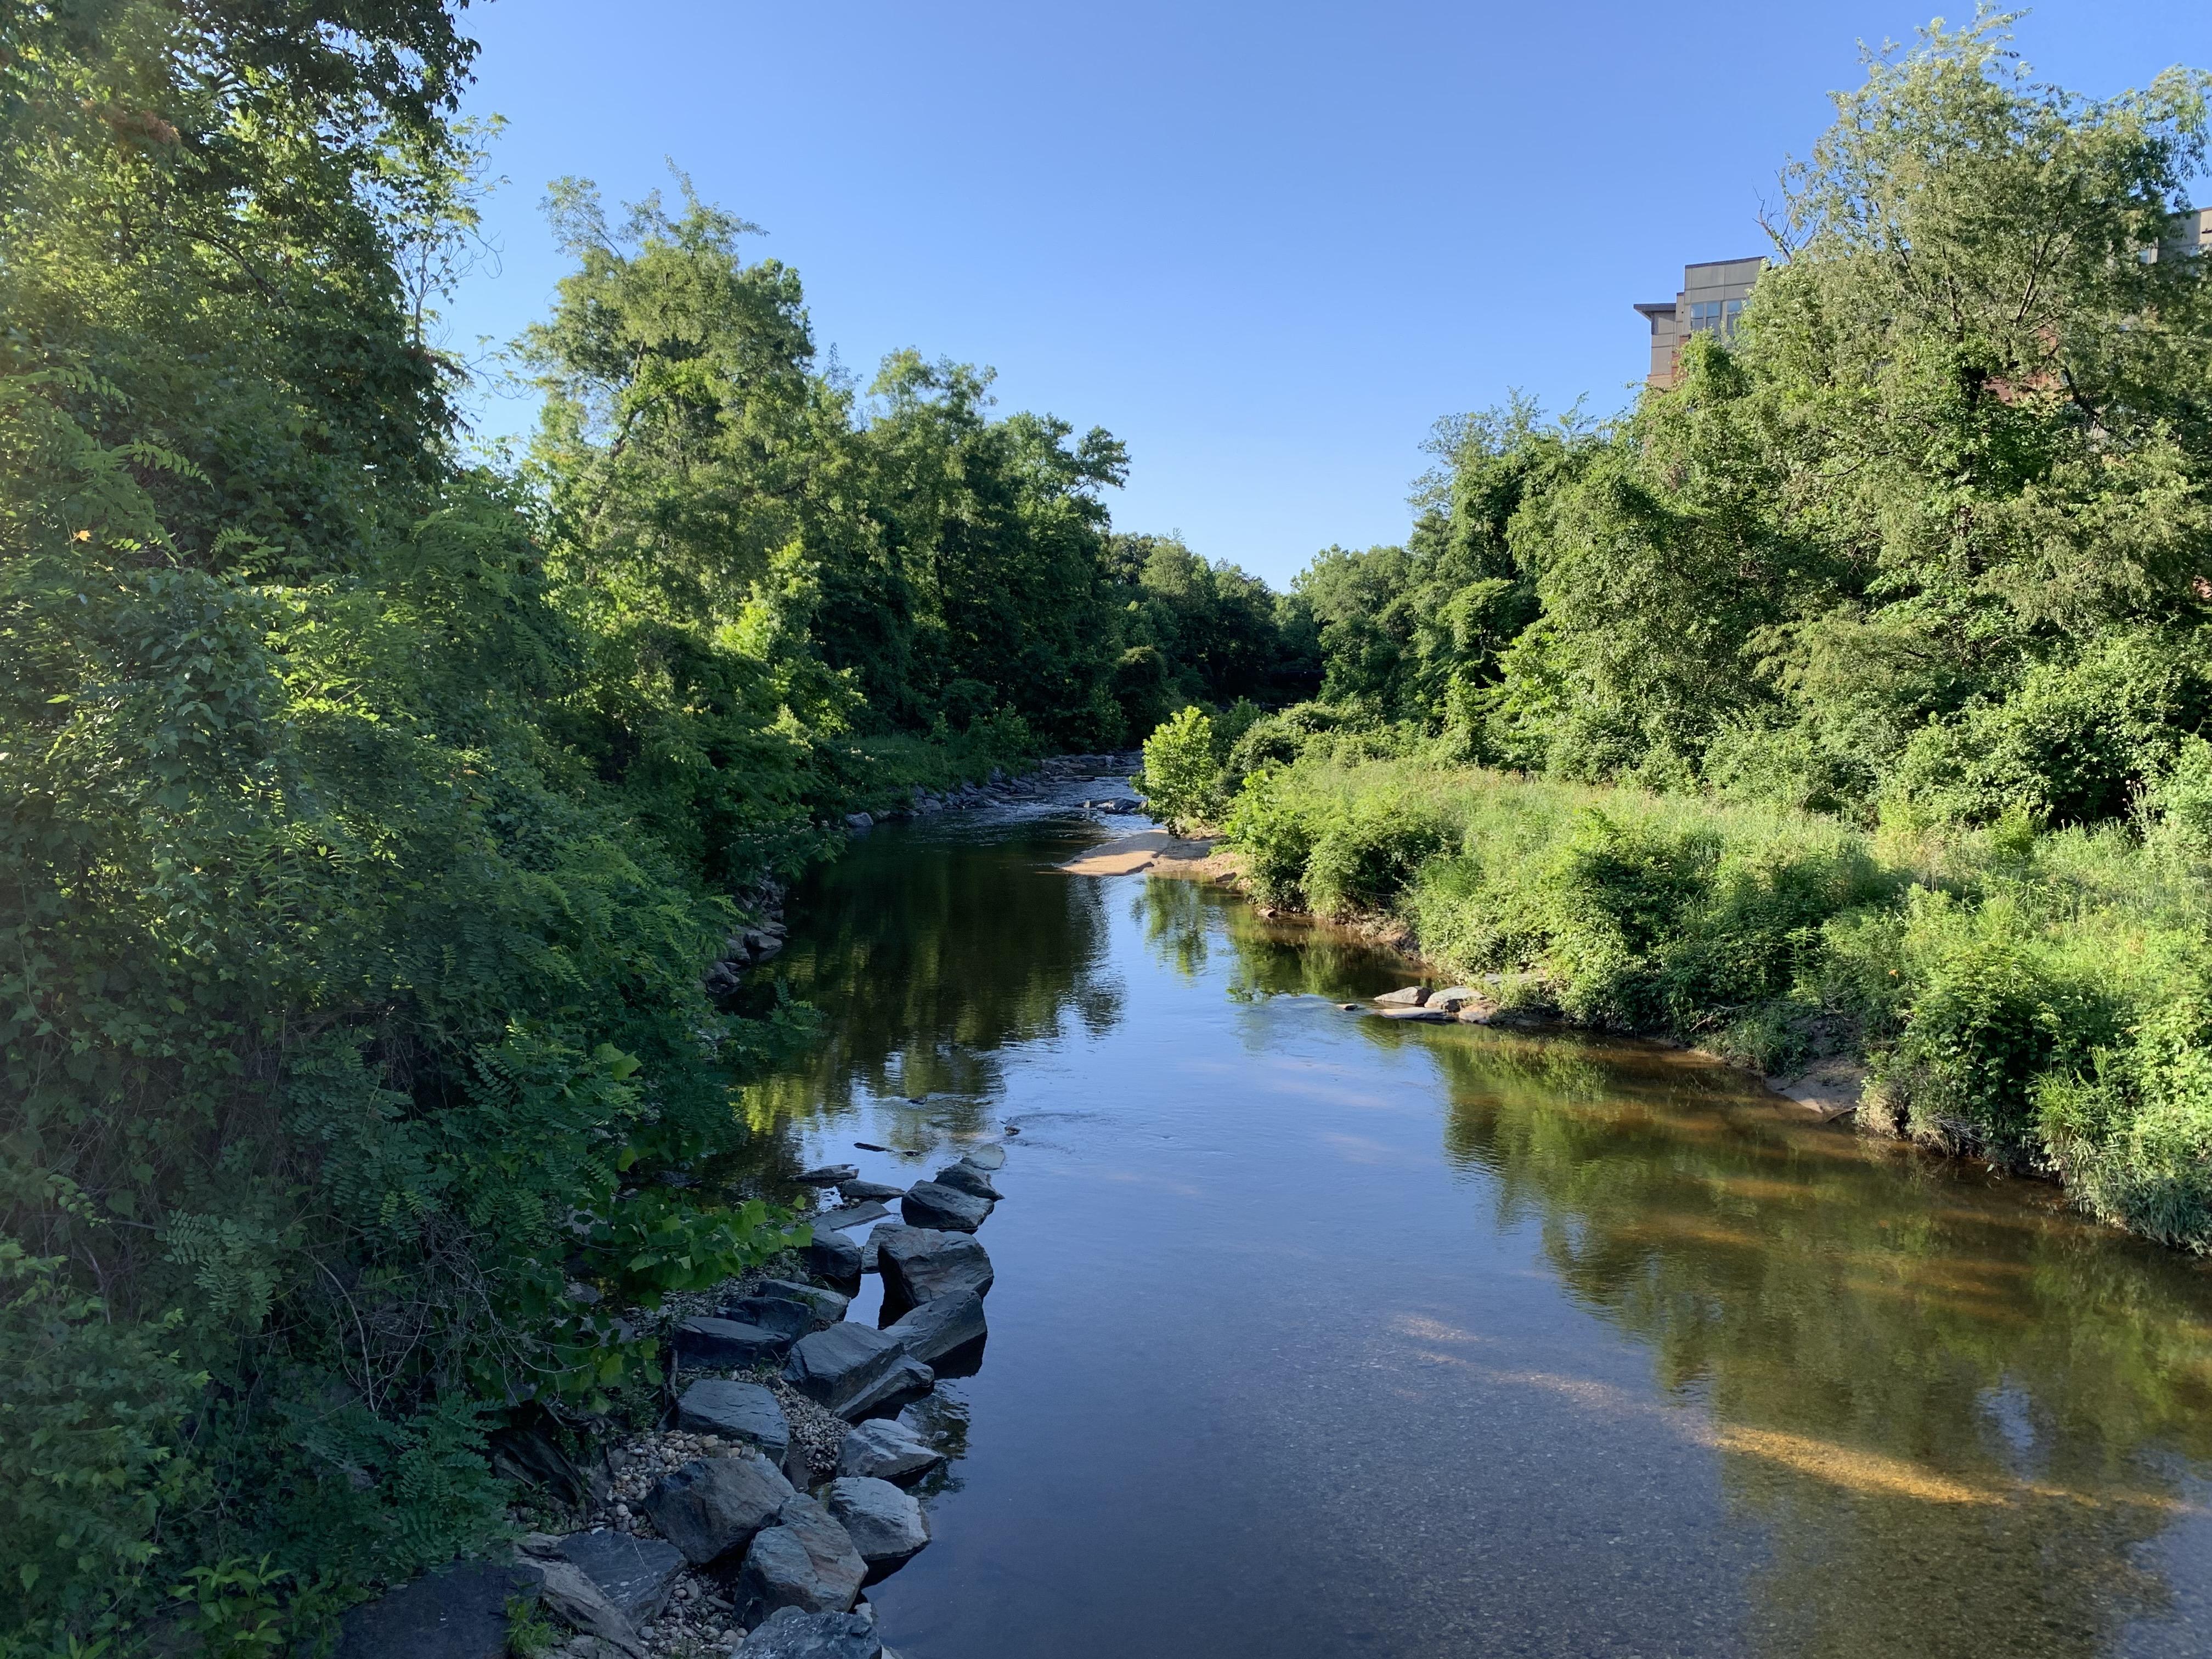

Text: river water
xmin=738 ymin=798 xmax=2212 ymax=1659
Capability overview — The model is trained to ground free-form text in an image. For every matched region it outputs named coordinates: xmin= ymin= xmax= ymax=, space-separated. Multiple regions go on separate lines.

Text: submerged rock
xmin=814 ymin=1200 xmax=890 ymax=1232
xmin=882 ymin=1291 xmax=985 ymax=1364
xmin=1376 ymin=1006 xmax=1449 ymax=1023
xmin=797 ymin=1164 xmax=859 ymax=1186
xmin=837 ymin=1417 xmax=946 ymax=1484
xmin=735 ymin=1494 xmax=867 ymax=1624
xmin=782 ymin=1322 xmax=906 ymax=1416
xmin=871 ymin=1224 xmax=993 ymax=1305
xmin=641 ymin=1450 xmax=793 ymax=1564
xmin=823 ymin=1477 xmax=930 ymax=1564
xmin=959 ymin=1144 xmax=1006 ymax=1171
xmin=675 ymin=1378 xmax=791 ymax=1460
xmin=735 ymin=1607 xmax=882 ymax=1659
xmin=899 ymin=1180 xmax=991 ymax=1233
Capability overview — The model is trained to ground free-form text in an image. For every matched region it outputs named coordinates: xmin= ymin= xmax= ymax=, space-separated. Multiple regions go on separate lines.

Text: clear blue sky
xmin=443 ymin=1 xmax=2212 ymax=589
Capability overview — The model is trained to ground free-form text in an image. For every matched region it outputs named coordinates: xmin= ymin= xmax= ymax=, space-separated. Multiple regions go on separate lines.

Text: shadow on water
xmin=746 ymin=822 xmax=2212 ymax=1658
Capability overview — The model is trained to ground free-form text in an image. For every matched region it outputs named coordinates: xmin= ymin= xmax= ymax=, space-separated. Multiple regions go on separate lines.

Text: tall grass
xmin=1218 ymin=757 xmax=2212 ymax=1252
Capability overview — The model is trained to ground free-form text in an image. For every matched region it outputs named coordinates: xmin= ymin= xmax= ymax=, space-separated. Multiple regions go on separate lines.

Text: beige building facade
xmin=1634 ymin=256 xmax=1764 ymax=388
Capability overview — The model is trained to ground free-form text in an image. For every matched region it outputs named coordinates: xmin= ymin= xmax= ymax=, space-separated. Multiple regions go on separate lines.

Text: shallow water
xmin=741 ymin=803 xmax=2212 ymax=1659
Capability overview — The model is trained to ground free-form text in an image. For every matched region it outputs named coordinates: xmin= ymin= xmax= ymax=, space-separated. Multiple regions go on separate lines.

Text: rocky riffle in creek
xmin=333 ymin=1142 xmax=1014 ymax=1659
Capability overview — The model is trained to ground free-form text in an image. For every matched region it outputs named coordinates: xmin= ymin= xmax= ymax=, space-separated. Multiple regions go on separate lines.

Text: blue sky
xmin=443 ymin=1 xmax=2212 ymax=589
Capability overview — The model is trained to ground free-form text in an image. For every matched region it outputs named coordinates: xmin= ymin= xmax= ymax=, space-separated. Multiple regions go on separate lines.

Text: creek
xmin=737 ymin=794 xmax=2212 ymax=1659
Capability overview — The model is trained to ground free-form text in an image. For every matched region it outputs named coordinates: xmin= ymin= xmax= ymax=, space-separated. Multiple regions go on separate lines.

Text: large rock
xmin=836 ymin=1178 xmax=906 ymax=1203
xmin=781 ymin=1322 xmax=904 ymax=1415
xmin=872 ymin=1225 xmax=992 ymax=1306
xmin=758 ymin=1279 xmax=849 ymax=1321
xmin=529 ymin=1559 xmax=642 ymax=1658
xmin=882 ymin=1291 xmax=985 ymax=1364
xmin=334 ymin=1562 xmax=539 ymax=1659
xmin=823 ymin=1477 xmax=929 ymax=1565
xmin=836 ymin=1418 xmax=945 ymax=1485
xmin=1373 ymin=985 xmax=1429 ymax=1006
xmin=640 ymin=1450 xmax=793 ymax=1564
xmin=812 ymin=1200 xmax=889 ymax=1232
xmin=675 ymin=1379 xmax=790 ymax=1460
xmin=735 ymin=1606 xmax=883 ymax=1658
xmin=673 ymin=1316 xmax=794 ymax=1369
xmin=837 ymin=1353 xmax=933 ymax=1421
xmin=735 ymin=1495 xmax=868 ymax=1626
xmin=898 ymin=1181 xmax=991 ymax=1233
xmin=554 ymin=1531 xmax=684 ymax=1625
xmin=725 ymin=1296 xmax=817 ymax=1341
xmin=1425 ymin=985 xmax=1483 ymax=1012
xmin=797 ymin=1164 xmax=859 ymax=1186
xmin=958 ymin=1144 xmax=1006 ymax=1171
xmin=803 ymin=1227 xmax=862 ymax=1284
xmin=1376 ymin=1006 xmax=1449 ymax=1022
xmin=929 ymin=1161 xmax=1000 ymax=1201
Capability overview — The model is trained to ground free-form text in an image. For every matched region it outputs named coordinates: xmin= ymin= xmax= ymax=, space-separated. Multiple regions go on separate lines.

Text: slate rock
xmin=530 ymin=1559 xmax=642 ymax=1657
xmin=735 ymin=1495 xmax=868 ymax=1625
xmin=555 ymin=1531 xmax=685 ymax=1624
xmin=823 ymin=1477 xmax=929 ymax=1565
xmin=813 ymin=1200 xmax=890 ymax=1232
xmin=735 ymin=1606 xmax=883 ymax=1659
xmin=882 ymin=1291 xmax=985 ymax=1364
xmin=758 ymin=1279 xmax=850 ymax=1321
xmin=781 ymin=1322 xmax=905 ymax=1415
xmin=725 ymin=1296 xmax=817 ymax=1341
xmin=674 ymin=1316 xmax=794 ymax=1369
xmin=958 ymin=1144 xmax=1006 ymax=1171
xmin=803 ymin=1227 xmax=862 ymax=1284
xmin=929 ymin=1161 xmax=1000 ymax=1201
xmin=838 ymin=1353 xmax=934 ymax=1421
xmin=1373 ymin=985 xmax=1429 ymax=1006
xmin=675 ymin=1379 xmax=791 ymax=1460
xmin=836 ymin=1178 xmax=906 ymax=1203
xmin=334 ymin=1562 xmax=539 ymax=1659
xmin=640 ymin=1450 xmax=794 ymax=1564
xmin=836 ymin=1417 xmax=946 ymax=1485
xmin=797 ymin=1164 xmax=859 ymax=1186
xmin=899 ymin=1181 xmax=991 ymax=1233
xmin=871 ymin=1225 xmax=993 ymax=1306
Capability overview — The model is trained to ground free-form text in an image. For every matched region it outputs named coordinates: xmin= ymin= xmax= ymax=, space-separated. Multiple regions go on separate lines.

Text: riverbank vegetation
xmin=0 ymin=2 xmax=1304 ymax=1648
xmin=1138 ymin=18 xmax=2212 ymax=1254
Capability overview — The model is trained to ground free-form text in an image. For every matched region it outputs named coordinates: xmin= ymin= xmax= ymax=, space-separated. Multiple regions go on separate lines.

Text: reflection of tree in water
xmin=1141 ymin=876 xmax=1417 ymax=1000
xmin=1419 ymin=1031 xmax=2212 ymax=1659
xmin=738 ymin=830 xmax=1122 ymax=1148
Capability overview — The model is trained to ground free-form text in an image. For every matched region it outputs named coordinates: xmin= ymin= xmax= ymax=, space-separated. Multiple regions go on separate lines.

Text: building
xmin=1637 ymin=210 xmax=2212 ymax=390
xmin=1633 ymin=256 xmax=1764 ymax=389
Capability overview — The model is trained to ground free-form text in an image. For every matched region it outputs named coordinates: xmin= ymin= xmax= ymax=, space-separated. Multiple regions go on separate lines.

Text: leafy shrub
xmin=1220 ymin=770 xmax=1317 ymax=907
xmin=1302 ymin=801 xmax=1452 ymax=918
xmin=1138 ymin=706 xmax=1222 ymax=832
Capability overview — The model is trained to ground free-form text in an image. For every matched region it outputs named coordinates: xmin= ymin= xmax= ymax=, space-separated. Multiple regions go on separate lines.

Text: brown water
xmin=739 ymin=801 xmax=2212 ymax=1659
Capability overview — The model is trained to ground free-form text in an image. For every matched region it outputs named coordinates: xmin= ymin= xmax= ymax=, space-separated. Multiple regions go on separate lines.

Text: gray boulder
xmin=529 ymin=1559 xmax=642 ymax=1658
xmin=781 ymin=1322 xmax=904 ymax=1415
xmin=836 ymin=1178 xmax=906 ymax=1203
xmin=758 ymin=1279 xmax=849 ymax=1321
xmin=929 ymin=1161 xmax=1000 ymax=1201
xmin=735 ymin=1606 xmax=882 ymax=1658
xmin=813 ymin=1199 xmax=890 ymax=1232
xmin=959 ymin=1144 xmax=1006 ymax=1171
xmin=640 ymin=1450 xmax=793 ymax=1565
xmin=1376 ymin=1006 xmax=1449 ymax=1022
xmin=899 ymin=1181 xmax=990 ymax=1233
xmin=882 ymin=1291 xmax=985 ymax=1364
xmin=823 ymin=1477 xmax=929 ymax=1565
xmin=837 ymin=1353 xmax=933 ymax=1421
xmin=1425 ymin=985 xmax=1482 ymax=1011
xmin=554 ymin=1532 xmax=685 ymax=1624
xmin=803 ymin=1227 xmax=862 ymax=1283
xmin=673 ymin=1316 xmax=794 ymax=1369
xmin=1373 ymin=985 xmax=1429 ymax=1006
xmin=675 ymin=1379 xmax=790 ymax=1460
xmin=725 ymin=1296 xmax=816 ymax=1340
xmin=735 ymin=1495 xmax=867 ymax=1625
xmin=872 ymin=1225 xmax=992 ymax=1305
xmin=796 ymin=1164 xmax=859 ymax=1186
xmin=836 ymin=1418 xmax=945 ymax=1485
xmin=334 ymin=1562 xmax=539 ymax=1659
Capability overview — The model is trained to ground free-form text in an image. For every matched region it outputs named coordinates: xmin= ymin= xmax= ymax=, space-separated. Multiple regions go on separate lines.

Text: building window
xmin=1723 ymin=296 xmax=1746 ymax=332
xmin=1688 ymin=300 xmax=1724 ymax=333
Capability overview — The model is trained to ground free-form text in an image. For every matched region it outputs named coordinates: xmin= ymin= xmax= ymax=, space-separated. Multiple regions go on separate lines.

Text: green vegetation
xmin=0 ymin=1 xmax=1297 ymax=1648
xmin=1144 ymin=19 xmax=2212 ymax=1255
